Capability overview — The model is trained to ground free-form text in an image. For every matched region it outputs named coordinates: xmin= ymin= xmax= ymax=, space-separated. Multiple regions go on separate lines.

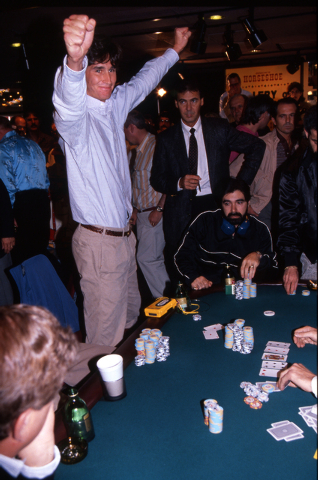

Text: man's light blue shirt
xmin=0 ymin=131 xmax=49 ymax=206
xmin=53 ymin=49 xmax=178 ymax=228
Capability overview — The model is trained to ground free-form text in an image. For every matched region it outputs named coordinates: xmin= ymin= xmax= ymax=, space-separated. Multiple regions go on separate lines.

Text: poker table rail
xmin=54 ymin=281 xmax=308 ymax=444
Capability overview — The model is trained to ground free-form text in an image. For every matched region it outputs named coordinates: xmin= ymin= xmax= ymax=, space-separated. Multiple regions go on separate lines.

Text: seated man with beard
xmin=174 ymin=178 xmax=278 ymax=290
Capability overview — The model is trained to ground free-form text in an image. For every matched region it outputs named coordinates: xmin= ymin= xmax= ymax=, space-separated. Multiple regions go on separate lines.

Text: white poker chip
xmin=264 ymin=310 xmax=275 ymax=316
xmin=193 ymin=314 xmax=202 ymax=321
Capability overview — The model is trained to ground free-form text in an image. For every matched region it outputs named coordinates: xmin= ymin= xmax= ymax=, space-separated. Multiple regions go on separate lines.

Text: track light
xmin=287 ymin=53 xmax=304 ymax=75
xmin=190 ymin=15 xmax=207 ymax=54
xmin=242 ymin=17 xmax=267 ymax=49
xmin=224 ymin=25 xmax=242 ymax=62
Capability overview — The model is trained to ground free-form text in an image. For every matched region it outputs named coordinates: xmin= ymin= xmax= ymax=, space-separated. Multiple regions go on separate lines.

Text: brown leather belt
xmin=81 ymin=224 xmax=131 ymax=237
xmin=138 ymin=206 xmax=156 ymax=213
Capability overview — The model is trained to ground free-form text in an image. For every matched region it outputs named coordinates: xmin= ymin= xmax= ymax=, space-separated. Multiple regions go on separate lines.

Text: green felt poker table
xmin=55 ymin=284 xmax=317 ymax=480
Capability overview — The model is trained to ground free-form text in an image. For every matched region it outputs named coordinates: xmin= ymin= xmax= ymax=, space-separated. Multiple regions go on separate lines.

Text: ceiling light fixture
xmin=11 ymin=43 xmax=21 ymax=47
xmin=224 ymin=24 xmax=242 ymax=62
xmin=242 ymin=8 xmax=267 ymax=49
xmin=210 ymin=15 xmax=223 ymax=20
xmin=154 ymin=32 xmax=162 ymax=35
xmin=190 ymin=14 xmax=207 ymax=54
xmin=287 ymin=51 xmax=304 ymax=75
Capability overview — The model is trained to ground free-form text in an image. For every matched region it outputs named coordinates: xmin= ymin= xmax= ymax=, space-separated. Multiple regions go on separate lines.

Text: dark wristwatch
xmin=156 ymin=206 xmax=164 ymax=212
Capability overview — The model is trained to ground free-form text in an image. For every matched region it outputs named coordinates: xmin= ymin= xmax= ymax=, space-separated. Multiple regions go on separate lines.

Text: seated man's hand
xmin=191 ymin=276 xmax=212 ymax=290
xmin=240 ymin=252 xmax=261 ymax=280
xmin=293 ymin=326 xmax=317 ymax=348
xmin=277 ymin=363 xmax=316 ymax=393
xmin=283 ymin=266 xmax=299 ymax=295
xmin=179 ymin=175 xmax=201 ymax=190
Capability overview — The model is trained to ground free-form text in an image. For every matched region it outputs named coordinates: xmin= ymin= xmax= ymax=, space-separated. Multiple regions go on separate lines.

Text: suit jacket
xmin=150 ymin=117 xmax=265 ymax=246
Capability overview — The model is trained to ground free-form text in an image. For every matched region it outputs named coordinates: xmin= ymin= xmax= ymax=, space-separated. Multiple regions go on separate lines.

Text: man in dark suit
xmin=150 ymin=79 xmax=266 ymax=285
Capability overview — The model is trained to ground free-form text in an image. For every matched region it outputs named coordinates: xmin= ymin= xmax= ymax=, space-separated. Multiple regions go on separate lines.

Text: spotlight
xmin=242 ymin=17 xmax=267 ymax=49
xmin=224 ymin=25 xmax=242 ymax=62
xmin=287 ymin=53 xmax=304 ymax=75
xmin=190 ymin=15 xmax=207 ymax=54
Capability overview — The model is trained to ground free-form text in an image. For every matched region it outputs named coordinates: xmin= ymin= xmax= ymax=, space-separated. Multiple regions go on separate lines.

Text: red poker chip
xmin=250 ymin=399 xmax=262 ymax=409
xmin=244 ymin=396 xmax=255 ymax=404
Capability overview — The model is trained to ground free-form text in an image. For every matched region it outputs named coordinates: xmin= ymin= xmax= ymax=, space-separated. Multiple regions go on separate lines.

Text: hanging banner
xmin=225 ymin=65 xmax=301 ymax=100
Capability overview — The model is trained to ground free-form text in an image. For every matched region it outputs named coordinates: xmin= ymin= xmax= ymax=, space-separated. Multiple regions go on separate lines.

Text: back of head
xmin=241 ymin=94 xmax=274 ymax=125
xmin=87 ymin=37 xmax=122 ymax=67
xmin=124 ymin=110 xmax=147 ymax=130
xmin=303 ymin=105 xmax=317 ymax=134
xmin=0 ymin=304 xmax=78 ymax=440
xmin=0 ymin=116 xmax=12 ymax=131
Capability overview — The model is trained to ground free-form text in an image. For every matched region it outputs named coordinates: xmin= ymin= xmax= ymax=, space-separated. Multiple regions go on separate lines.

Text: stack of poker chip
xmin=250 ymin=283 xmax=257 ymax=298
xmin=135 ymin=338 xmax=146 ymax=357
xmin=240 ymin=381 xmax=269 ymax=409
xmin=235 ymin=280 xmax=244 ymax=300
xmin=224 ymin=324 xmax=234 ymax=349
xmin=135 ymin=355 xmax=146 ymax=366
xmin=203 ymin=399 xmax=218 ymax=425
xmin=231 ymin=323 xmax=244 ymax=352
xmin=208 ymin=403 xmax=223 ymax=434
xmin=243 ymin=326 xmax=254 ymax=347
xmin=243 ymin=278 xmax=251 ymax=299
xmin=145 ymin=340 xmax=156 ymax=364
xmin=156 ymin=336 xmax=170 ymax=362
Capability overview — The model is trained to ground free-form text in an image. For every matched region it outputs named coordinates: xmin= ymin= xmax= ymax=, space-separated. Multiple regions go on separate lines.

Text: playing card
xmin=285 ymin=433 xmax=304 ymax=441
xmin=271 ymin=420 xmax=290 ymax=427
xmin=259 ymin=368 xmax=280 ymax=377
xmin=267 ymin=422 xmax=303 ymax=441
xmin=204 ymin=323 xmax=223 ymax=331
xmin=267 ymin=341 xmax=291 ymax=348
xmin=256 ymin=381 xmax=281 ymax=392
xmin=262 ymin=353 xmax=288 ymax=361
xmin=264 ymin=346 xmax=289 ymax=354
xmin=261 ymin=360 xmax=288 ymax=370
xmin=203 ymin=330 xmax=219 ymax=339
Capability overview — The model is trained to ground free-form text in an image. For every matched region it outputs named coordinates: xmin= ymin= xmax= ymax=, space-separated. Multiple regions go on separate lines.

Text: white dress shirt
xmin=53 ymin=49 xmax=178 ymax=228
xmin=0 ymin=446 xmax=60 ymax=479
xmin=179 ymin=117 xmax=212 ymax=196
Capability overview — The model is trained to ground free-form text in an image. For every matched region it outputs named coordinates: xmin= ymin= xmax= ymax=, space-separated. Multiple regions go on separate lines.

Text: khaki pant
xmin=72 ymin=224 xmax=141 ymax=347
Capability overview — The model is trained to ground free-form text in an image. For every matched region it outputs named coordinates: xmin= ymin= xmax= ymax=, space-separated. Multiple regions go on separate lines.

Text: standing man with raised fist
xmin=53 ymin=15 xmax=190 ymax=347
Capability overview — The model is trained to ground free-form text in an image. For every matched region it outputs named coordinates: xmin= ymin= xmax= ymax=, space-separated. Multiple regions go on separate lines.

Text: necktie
xmin=188 ymin=128 xmax=198 ymax=175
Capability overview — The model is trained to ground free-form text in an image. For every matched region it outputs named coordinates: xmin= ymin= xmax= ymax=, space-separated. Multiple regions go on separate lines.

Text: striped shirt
xmin=131 ymin=132 xmax=161 ymax=211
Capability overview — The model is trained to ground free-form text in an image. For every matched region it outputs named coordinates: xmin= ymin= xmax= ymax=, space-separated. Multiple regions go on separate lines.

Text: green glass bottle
xmin=223 ymin=264 xmax=235 ymax=295
xmin=175 ymin=281 xmax=190 ymax=311
xmin=63 ymin=387 xmax=95 ymax=443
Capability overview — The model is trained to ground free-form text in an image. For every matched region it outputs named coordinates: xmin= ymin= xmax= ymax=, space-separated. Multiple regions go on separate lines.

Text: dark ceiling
xmin=0 ymin=5 xmax=316 ymax=86
xmin=0 ymin=6 xmax=316 ymax=123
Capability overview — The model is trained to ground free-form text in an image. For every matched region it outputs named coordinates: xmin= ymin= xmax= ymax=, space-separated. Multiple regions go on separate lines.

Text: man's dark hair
xmin=303 ymin=105 xmax=317 ymax=134
xmin=0 ymin=116 xmax=12 ymax=130
xmin=175 ymin=78 xmax=202 ymax=98
xmin=287 ymin=82 xmax=303 ymax=94
xmin=222 ymin=177 xmax=251 ymax=203
xmin=124 ymin=110 xmax=147 ymax=130
xmin=272 ymin=97 xmax=298 ymax=118
xmin=24 ymin=110 xmax=40 ymax=119
xmin=87 ymin=38 xmax=122 ymax=67
xmin=227 ymin=73 xmax=241 ymax=84
xmin=241 ymin=94 xmax=274 ymax=125
xmin=159 ymin=111 xmax=171 ymax=121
